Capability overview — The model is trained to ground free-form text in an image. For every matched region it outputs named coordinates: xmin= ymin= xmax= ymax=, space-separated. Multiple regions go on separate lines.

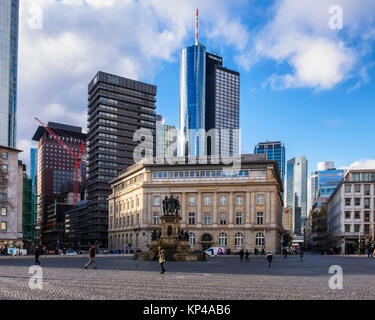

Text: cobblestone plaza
xmin=0 ymin=254 xmax=374 ymax=300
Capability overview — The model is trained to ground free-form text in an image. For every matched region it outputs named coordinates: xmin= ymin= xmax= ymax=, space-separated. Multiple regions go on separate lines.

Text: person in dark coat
xmin=266 ymin=252 xmax=273 ymax=268
xmin=283 ymin=248 xmax=288 ymax=258
xmin=34 ymin=246 xmax=41 ymax=265
xmin=202 ymin=250 xmax=207 ymax=262
xmin=261 ymin=248 xmax=265 ymax=256
xmin=84 ymin=245 xmax=97 ymax=269
xmin=239 ymin=249 xmax=244 ymax=262
xmin=299 ymin=248 xmax=304 ymax=262
xmin=244 ymin=250 xmax=250 ymax=262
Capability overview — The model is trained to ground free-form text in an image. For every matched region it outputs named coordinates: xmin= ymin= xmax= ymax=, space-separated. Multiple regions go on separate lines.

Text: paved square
xmin=0 ymin=254 xmax=374 ymax=300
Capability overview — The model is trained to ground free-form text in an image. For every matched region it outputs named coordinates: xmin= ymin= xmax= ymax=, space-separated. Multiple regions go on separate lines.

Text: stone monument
xmin=135 ymin=195 xmax=200 ymax=262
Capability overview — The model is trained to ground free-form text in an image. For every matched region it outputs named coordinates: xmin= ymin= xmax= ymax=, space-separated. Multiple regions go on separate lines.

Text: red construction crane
xmin=35 ymin=117 xmax=86 ymax=206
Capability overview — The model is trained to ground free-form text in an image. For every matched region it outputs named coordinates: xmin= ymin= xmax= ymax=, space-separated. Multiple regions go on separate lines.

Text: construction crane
xmin=35 ymin=117 xmax=86 ymax=207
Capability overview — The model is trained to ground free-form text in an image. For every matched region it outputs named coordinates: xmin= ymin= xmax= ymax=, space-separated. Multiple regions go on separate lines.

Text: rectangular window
xmin=220 ymin=212 xmax=227 ymax=225
xmin=257 ymin=194 xmax=264 ymax=205
xmin=236 ymin=196 xmax=243 ymax=206
xmin=345 ymin=198 xmax=351 ymax=206
xmin=2 ymin=165 xmax=8 ymax=173
xmin=355 ymin=211 xmax=361 ymax=219
xmin=354 ymin=224 xmax=360 ymax=233
xmin=1 ymin=208 xmax=6 ymax=216
xmin=364 ymin=198 xmax=370 ymax=209
xmin=355 ymin=198 xmax=361 ymax=206
xmin=204 ymin=213 xmax=211 ymax=225
xmin=344 ymin=224 xmax=351 ymax=233
xmin=188 ymin=196 xmax=196 ymax=206
xmin=257 ymin=212 xmax=264 ymax=225
xmin=1 ymin=222 xmax=6 ymax=231
xmin=365 ymin=211 xmax=370 ymax=222
xmin=352 ymin=173 xmax=360 ymax=182
xmin=153 ymin=213 xmax=160 ymax=225
xmin=204 ymin=196 xmax=211 ymax=206
xmin=220 ymin=195 xmax=227 ymax=206
xmin=364 ymin=224 xmax=370 ymax=234
xmin=1 ymin=193 xmax=7 ymax=202
xmin=364 ymin=185 xmax=371 ymax=196
xmin=344 ymin=184 xmax=351 ymax=193
xmin=344 ymin=211 xmax=351 ymax=219
xmin=354 ymin=185 xmax=361 ymax=193
xmin=2 ymin=152 xmax=8 ymax=160
xmin=188 ymin=213 xmax=195 ymax=225
xmin=153 ymin=197 xmax=160 ymax=206
xmin=236 ymin=212 xmax=243 ymax=225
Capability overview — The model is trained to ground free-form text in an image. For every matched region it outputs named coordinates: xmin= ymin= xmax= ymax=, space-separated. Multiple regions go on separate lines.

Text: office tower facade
xmin=87 ymin=71 xmax=156 ymax=248
xmin=179 ymin=11 xmax=240 ymax=157
xmin=206 ymin=53 xmax=240 ymax=156
xmin=30 ymin=148 xmax=38 ymax=194
xmin=311 ymin=161 xmax=345 ymax=205
xmin=156 ymin=115 xmax=177 ymax=159
xmin=254 ymin=141 xmax=286 ymax=187
xmin=0 ymin=0 xmax=19 ymax=148
xmin=179 ymin=43 xmax=207 ymax=157
xmin=286 ymin=156 xmax=308 ymax=235
xmin=32 ymin=122 xmax=87 ymax=246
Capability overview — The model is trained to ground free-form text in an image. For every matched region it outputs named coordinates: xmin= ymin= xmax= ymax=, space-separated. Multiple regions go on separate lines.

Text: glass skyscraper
xmin=286 ymin=156 xmax=308 ymax=236
xmin=0 ymin=0 xmax=19 ymax=148
xmin=30 ymin=148 xmax=38 ymax=194
xmin=254 ymin=141 xmax=285 ymax=186
xmin=179 ymin=44 xmax=206 ymax=157
xmin=311 ymin=161 xmax=345 ymax=205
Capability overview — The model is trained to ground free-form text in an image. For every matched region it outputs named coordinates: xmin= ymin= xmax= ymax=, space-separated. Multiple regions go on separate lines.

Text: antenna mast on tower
xmin=195 ymin=9 xmax=199 ymax=45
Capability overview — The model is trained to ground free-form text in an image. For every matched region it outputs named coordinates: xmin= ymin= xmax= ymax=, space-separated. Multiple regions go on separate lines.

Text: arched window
xmin=235 ymin=233 xmax=243 ymax=246
xmin=201 ymin=234 xmax=213 ymax=242
xmin=256 ymin=233 xmax=265 ymax=246
xmin=218 ymin=233 xmax=227 ymax=246
xmin=189 ymin=233 xmax=196 ymax=246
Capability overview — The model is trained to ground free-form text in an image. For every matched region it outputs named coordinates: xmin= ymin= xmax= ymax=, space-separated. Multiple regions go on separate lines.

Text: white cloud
xmin=17 ymin=0 xmax=248 ymax=169
xmin=347 ymin=159 xmax=375 ymax=170
xmin=236 ymin=0 xmax=375 ymax=91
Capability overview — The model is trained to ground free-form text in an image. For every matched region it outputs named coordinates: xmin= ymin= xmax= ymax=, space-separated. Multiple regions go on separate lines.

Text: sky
xmin=17 ymin=0 xmax=375 ymax=188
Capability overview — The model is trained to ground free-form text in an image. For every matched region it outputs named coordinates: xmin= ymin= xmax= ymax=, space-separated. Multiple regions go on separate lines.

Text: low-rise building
xmin=0 ymin=146 xmax=23 ymax=248
xmin=327 ymin=169 xmax=375 ymax=254
xmin=108 ymin=154 xmax=283 ymax=253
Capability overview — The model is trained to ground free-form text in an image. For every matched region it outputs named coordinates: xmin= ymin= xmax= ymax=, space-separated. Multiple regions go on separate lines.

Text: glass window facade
xmin=0 ymin=0 xmax=19 ymax=148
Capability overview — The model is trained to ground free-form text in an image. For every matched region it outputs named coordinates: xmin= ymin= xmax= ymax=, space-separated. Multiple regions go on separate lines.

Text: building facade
xmin=156 ymin=114 xmax=177 ymax=159
xmin=30 ymin=148 xmax=38 ymax=194
xmin=0 ymin=146 xmax=23 ymax=248
xmin=22 ymin=170 xmax=34 ymax=250
xmin=32 ymin=122 xmax=87 ymax=246
xmin=0 ymin=0 xmax=19 ymax=148
xmin=254 ymin=141 xmax=285 ymax=187
xmin=286 ymin=156 xmax=308 ymax=235
xmin=327 ymin=170 xmax=375 ymax=254
xmin=108 ymin=154 xmax=283 ymax=253
xmin=87 ymin=71 xmax=157 ymax=248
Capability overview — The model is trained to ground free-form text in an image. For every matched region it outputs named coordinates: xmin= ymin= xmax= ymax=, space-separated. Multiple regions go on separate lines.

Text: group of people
xmin=238 ymin=249 xmax=274 ymax=267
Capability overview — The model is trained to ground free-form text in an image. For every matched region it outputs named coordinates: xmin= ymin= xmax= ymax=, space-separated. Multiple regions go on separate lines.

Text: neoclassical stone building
xmin=108 ymin=154 xmax=284 ymax=253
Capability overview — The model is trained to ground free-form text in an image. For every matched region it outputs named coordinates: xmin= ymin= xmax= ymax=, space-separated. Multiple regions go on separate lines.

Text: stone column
xmin=181 ymin=192 xmax=186 ymax=224
xmin=213 ymin=192 xmax=218 ymax=225
xmin=251 ymin=193 xmax=255 ymax=224
xmin=229 ymin=192 xmax=233 ymax=225
xmin=245 ymin=192 xmax=251 ymax=224
xmin=197 ymin=192 xmax=202 ymax=227
xmin=147 ymin=193 xmax=152 ymax=225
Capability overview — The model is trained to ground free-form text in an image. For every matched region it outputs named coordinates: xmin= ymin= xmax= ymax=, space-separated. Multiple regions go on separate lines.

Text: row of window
xmin=153 ymin=194 xmax=264 ymax=207
xmin=344 ymin=211 xmax=373 ymax=221
xmin=344 ymin=224 xmax=373 ymax=233
xmin=348 ymin=173 xmax=375 ymax=182
xmin=189 ymin=233 xmax=265 ymax=247
xmin=344 ymin=198 xmax=373 ymax=208
xmin=344 ymin=184 xmax=373 ymax=195
xmin=152 ymin=170 xmax=265 ymax=181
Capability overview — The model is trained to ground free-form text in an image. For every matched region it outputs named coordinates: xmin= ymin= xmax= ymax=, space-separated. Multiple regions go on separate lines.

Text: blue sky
xmin=18 ymin=0 xmax=375 ymax=177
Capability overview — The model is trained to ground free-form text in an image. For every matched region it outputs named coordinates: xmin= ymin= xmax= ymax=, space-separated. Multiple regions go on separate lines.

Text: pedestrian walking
xmin=245 ymin=250 xmax=250 ymax=262
xmin=43 ymin=246 xmax=47 ymax=259
xmin=202 ymin=250 xmax=207 ymax=262
xmin=158 ymin=246 xmax=166 ymax=274
xmin=261 ymin=248 xmax=265 ymax=256
xmin=266 ymin=252 xmax=273 ymax=268
xmin=239 ymin=249 xmax=244 ymax=262
xmin=34 ymin=246 xmax=41 ymax=266
xmin=368 ymin=247 xmax=373 ymax=259
xmin=283 ymin=247 xmax=288 ymax=258
xmin=83 ymin=245 xmax=97 ymax=269
xmin=299 ymin=248 xmax=304 ymax=262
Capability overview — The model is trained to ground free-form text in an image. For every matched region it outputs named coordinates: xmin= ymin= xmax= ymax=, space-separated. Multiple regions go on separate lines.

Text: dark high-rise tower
xmin=87 ymin=71 xmax=156 ymax=247
xmin=0 ymin=0 xmax=19 ymax=148
xmin=205 ymin=53 xmax=240 ymax=156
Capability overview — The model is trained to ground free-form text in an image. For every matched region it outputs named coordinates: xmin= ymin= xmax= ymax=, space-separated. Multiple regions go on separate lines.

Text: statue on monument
xmin=162 ymin=195 xmax=181 ymax=216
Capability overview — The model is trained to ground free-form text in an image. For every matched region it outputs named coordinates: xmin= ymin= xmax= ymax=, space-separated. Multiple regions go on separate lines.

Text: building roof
xmin=32 ymin=122 xmax=86 ymax=141
xmin=0 ymin=145 xmax=22 ymax=153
